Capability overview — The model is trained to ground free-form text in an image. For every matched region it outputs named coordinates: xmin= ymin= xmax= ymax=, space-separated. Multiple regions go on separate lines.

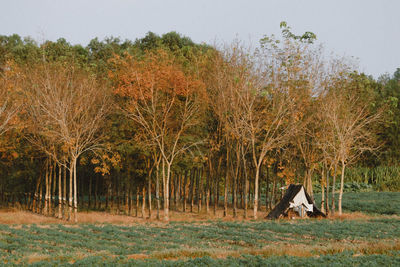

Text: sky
xmin=1 ymin=0 xmax=399 ymax=78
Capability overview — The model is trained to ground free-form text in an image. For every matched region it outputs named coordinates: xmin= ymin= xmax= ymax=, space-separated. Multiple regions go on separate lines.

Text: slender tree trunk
xmin=338 ymin=160 xmax=346 ymax=216
xmin=148 ymin=172 xmax=152 ymax=219
xmin=129 ymin=187 xmax=133 ymax=216
xmin=206 ymin=166 xmax=210 ymax=214
xmin=321 ymin=171 xmax=325 ymax=213
xmin=68 ymin=161 xmax=73 ymax=221
xmin=233 ymin=148 xmax=240 ymax=218
xmin=190 ymin=169 xmax=195 ymax=213
xmin=125 ymin=186 xmax=129 ymax=215
xmin=266 ymin=166 xmax=270 ymax=210
xmin=253 ymin=164 xmax=261 ymax=219
xmin=272 ymin=172 xmax=277 ymax=206
xmin=135 ymin=187 xmax=139 ymax=217
xmin=325 ymin=166 xmax=330 ymax=215
xmin=48 ymin=160 xmax=53 ymax=215
xmin=213 ymin=174 xmax=218 ymax=216
xmin=44 ymin=160 xmax=49 ymax=215
xmin=39 ymin=179 xmax=43 ymax=214
xmin=156 ymin=165 xmax=160 ymax=220
xmin=224 ymin=148 xmax=229 ymax=217
xmin=308 ymin=169 xmax=314 ymax=202
xmin=63 ymin=165 xmax=67 ymax=219
xmin=183 ymin=170 xmax=188 ymax=212
xmin=244 ymin=169 xmax=249 ymax=219
xmin=163 ymin=161 xmax=171 ymax=221
xmin=142 ymin=186 xmax=146 ymax=218
xmin=197 ymin=169 xmax=201 ymax=213
xmin=73 ymin=157 xmax=78 ymax=223
xmin=58 ymin=164 xmax=62 ymax=218
xmin=52 ymin=163 xmax=56 ymax=216
xmin=331 ymin=163 xmax=337 ymax=215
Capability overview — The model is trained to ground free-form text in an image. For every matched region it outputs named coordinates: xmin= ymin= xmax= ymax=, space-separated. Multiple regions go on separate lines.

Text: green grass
xmin=0 ymin=217 xmax=399 ymax=265
xmin=27 ymin=253 xmax=400 ymax=267
xmin=1 ymin=192 xmax=399 ymax=266
xmin=314 ymin=191 xmax=400 ymax=215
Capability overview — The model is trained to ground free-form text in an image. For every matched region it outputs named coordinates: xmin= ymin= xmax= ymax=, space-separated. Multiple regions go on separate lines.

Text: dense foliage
xmin=0 ymin=24 xmax=399 ymax=221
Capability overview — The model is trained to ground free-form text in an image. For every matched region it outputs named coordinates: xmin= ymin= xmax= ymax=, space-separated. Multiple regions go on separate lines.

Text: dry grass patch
xmin=126 ymin=253 xmax=149 ymax=260
xmin=146 ymin=240 xmax=400 ymax=260
xmin=26 ymin=254 xmax=51 ymax=264
xmin=0 ymin=210 xmax=60 ymax=224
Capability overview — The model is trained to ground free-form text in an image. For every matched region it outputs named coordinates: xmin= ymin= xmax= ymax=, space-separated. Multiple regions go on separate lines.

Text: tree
xmin=321 ymin=71 xmax=382 ymax=215
xmin=21 ymin=58 xmax=110 ymax=221
xmin=0 ymin=61 xmax=20 ymax=136
xmin=113 ymin=49 xmax=206 ymax=221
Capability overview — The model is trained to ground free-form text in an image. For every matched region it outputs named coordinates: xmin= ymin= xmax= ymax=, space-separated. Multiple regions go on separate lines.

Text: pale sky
xmin=1 ymin=0 xmax=399 ymax=78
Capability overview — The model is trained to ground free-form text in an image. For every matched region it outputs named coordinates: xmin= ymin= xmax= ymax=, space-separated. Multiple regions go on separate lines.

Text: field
xmin=0 ymin=192 xmax=399 ymax=266
xmin=314 ymin=191 xmax=400 ymax=215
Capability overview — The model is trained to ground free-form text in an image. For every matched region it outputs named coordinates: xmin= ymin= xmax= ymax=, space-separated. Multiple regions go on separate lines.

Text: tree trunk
xmin=156 ymin=165 xmax=160 ymax=220
xmin=266 ymin=166 xmax=270 ymax=210
xmin=325 ymin=166 xmax=330 ymax=215
xmin=321 ymin=173 xmax=325 ymax=213
xmin=142 ymin=186 xmax=146 ymax=218
xmin=213 ymin=173 xmax=218 ymax=216
xmin=58 ymin=164 xmax=62 ymax=219
xmin=148 ymin=172 xmax=152 ymax=219
xmin=197 ymin=169 xmax=201 ymax=213
xmin=244 ymin=169 xmax=249 ymax=219
xmin=183 ymin=170 xmax=188 ymax=212
xmin=129 ymin=188 xmax=133 ymax=216
xmin=206 ymin=168 xmax=210 ymax=214
xmin=52 ymin=163 xmax=56 ymax=216
xmin=63 ymin=165 xmax=67 ymax=219
xmin=253 ymin=164 xmax=260 ymax=219
xmin=125 ymin=186 xmax=129 ymax=215
xmin=48 ymin=160 xmax=53 ymax=216
xmin=136 ymin=187 xmax=139 ymax=217
xmin=68 ymin=161 xmax=73 ymax=221
xmin=331 ymin=163 xmax=337 ymax=215
xmin=162 ymin=159 xmax=171 ymax=221
xmin=44 ymin=160 xmax=49 ymax=215
xmin=224 ymin=148 xmax=229 ymax=217
xmin=73 ymin=157 xmax=78 ymax=223
xmin=338 ymin=161 xmax=346 ymax=216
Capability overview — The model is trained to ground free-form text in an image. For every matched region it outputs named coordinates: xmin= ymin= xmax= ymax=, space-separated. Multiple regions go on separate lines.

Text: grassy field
xmin=314 ymin=191 xmax=400 ymax=215
xmin=0 ymin=192 xmax=399 ymax=266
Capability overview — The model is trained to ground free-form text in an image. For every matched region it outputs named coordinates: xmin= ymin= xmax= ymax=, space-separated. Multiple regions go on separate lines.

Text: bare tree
xmin=0 ymin=61 xmax=21 ymax=136
xmin=21 ymin=59 xmax=109 ymax=222
xmin=320 ymin=71 xmax=382 ymax=215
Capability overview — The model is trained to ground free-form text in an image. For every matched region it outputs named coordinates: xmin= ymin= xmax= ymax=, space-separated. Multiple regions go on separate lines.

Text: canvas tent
xmin=266 ymin=184 xmax=326 ymax=219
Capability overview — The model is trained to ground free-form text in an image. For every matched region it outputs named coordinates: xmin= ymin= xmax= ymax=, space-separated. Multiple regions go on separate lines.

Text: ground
xmin=0 ymin=192 xmax=399 ymax=266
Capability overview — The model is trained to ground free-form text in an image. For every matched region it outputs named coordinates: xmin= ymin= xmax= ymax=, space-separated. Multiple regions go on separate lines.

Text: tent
xmin=266 ymin=184 xmax=326 ymax=219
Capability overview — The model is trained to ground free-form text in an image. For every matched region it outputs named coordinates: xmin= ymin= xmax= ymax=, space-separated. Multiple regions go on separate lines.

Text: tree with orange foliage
xmin=113 ymin=49 xmax=206 ymax=221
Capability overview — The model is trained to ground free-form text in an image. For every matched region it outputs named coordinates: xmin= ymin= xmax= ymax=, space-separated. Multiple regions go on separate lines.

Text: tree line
xmin=0 ymin=24 xmax=399 ymax=221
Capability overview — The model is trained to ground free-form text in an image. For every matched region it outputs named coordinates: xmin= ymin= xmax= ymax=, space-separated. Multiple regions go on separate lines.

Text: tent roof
xmin=266 ymin=184 xmax=326 ymax=219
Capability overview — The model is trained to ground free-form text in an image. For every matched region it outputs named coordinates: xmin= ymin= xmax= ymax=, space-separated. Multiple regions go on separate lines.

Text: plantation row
xmin=0 ymin=25 xmax=399 ymax=221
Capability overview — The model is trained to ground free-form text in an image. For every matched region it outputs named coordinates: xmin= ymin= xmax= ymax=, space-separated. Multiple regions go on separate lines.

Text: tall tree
xmin=113 ymin=49 xmax=206 ymax=221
